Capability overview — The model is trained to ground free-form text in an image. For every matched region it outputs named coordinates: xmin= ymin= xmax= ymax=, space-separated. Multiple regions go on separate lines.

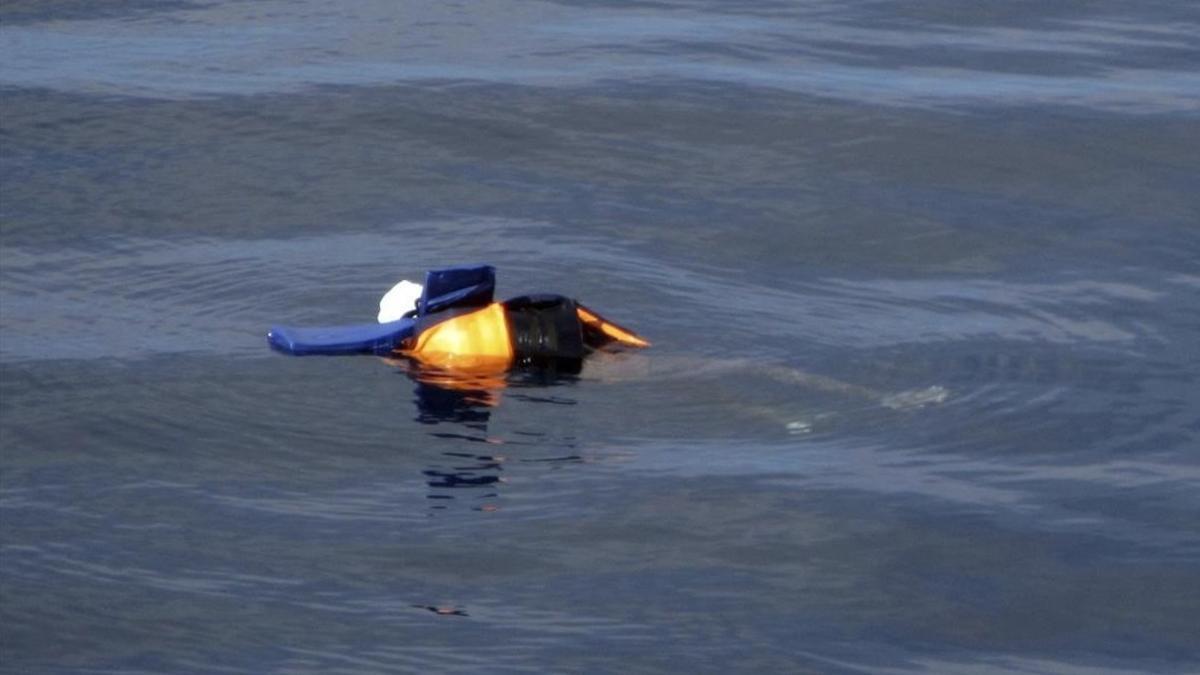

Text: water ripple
xmin=2 ymin=0 xmax=1197 ymax=112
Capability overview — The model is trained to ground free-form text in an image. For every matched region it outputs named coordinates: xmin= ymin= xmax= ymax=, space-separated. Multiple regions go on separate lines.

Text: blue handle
xmin=267 ymin=318 xmax=415 ymax=356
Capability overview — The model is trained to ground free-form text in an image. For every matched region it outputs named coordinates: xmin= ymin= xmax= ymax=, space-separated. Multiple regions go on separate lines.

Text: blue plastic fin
xmin=419 ymin=265 xmax=496 ymax=316
xmin=267 ymin=318 xmax=416 ymax=356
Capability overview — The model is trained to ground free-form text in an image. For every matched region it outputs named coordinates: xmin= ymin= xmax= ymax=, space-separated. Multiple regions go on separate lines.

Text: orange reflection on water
xmin=381 ymin=355 xmax=509 ymax=407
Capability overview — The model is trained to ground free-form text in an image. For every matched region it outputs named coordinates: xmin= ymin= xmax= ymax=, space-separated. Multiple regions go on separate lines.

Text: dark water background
xmin=2 ymin=1 xmax=1199 ymax=672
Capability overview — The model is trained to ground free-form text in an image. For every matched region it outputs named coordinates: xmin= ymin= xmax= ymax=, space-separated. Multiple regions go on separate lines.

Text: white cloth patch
xmin=378 ymin=280 xmax=424 ymax=323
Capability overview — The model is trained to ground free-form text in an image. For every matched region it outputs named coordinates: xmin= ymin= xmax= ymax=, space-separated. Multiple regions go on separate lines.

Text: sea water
xmin=2 ymin=1 xmax=1198 ymax=672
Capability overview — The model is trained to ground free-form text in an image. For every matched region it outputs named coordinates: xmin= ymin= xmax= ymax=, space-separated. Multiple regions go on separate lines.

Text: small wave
xmin=1 ymin=2 xmax=1196 ymax=112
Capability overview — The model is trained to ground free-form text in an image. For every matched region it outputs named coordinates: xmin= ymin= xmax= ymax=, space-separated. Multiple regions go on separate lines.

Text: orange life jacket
xmin=398 ymin=295 xmax=648 ymax=372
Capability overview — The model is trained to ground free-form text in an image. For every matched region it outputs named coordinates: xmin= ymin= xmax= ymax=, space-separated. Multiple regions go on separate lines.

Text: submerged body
xmin=268 ymin=264 xmax=944 ymax=423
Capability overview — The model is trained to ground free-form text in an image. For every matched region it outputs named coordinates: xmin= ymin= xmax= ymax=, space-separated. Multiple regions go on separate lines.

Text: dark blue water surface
xmin=2 ymin=1 xmax=1199 ymax=673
